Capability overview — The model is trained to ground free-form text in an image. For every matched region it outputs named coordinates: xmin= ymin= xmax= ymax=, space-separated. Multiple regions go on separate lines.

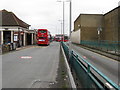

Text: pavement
xmin=2 ymin=42 xmax=60 ymax=88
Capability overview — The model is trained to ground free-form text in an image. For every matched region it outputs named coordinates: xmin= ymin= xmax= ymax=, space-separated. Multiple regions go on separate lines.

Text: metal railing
xmin=61 ymin=42 xmax=119 ymax=89
xmin=80 ymin=40 xmax=120 ymax=55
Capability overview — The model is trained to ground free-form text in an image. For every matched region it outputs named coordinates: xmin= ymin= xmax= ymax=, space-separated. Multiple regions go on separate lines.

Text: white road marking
xmin=32 ymin=46 xmax=47 ymax=48
xmin=83 ymin=56 xmax=87 ymax=59
xmin=20 ymin=56 xmax=32 ymax=59
xmin=73 ymin=44 xmax=118 ymax=62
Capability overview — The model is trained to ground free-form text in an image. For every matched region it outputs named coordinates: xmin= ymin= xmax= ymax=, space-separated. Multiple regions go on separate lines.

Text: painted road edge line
xmin=61 ymin=45 xmax=77 ymax=89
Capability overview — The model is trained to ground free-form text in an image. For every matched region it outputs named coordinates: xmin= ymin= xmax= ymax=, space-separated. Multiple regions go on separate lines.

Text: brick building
xmin=74 ymin=14 xmax=104 ymax=41
xmin=73 ymin=6 xmax=120 ymax=43
xmin=0 ymin=9 xmax=34 ymax=47
xmin=103 ymin=6 xmax=119 ymax=42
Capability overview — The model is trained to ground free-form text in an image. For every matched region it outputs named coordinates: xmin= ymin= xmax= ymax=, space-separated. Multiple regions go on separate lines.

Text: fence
xmin=80 ymin=40 xmax=120 ymax=55
xmin=61 ymin=42 xmax=119 ymax=89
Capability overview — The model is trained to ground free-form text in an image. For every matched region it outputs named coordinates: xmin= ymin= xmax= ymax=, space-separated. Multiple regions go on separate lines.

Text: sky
xmin=0 ymin=0 xmax=120 ymax=36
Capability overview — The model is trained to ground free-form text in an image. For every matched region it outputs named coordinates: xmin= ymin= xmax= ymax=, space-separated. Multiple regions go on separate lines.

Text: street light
xmin=58 ymin=20 xmax=63 ymax=35
xmin=66 ymin=0 xmax=72 ymax=41
xmin=57 ymin=0 xmax=72 ymax=42
xmin=57 ymin=0 xmax=65 ymax=42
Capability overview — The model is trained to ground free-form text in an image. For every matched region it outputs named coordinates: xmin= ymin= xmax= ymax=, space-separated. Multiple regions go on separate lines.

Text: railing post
xmin=69 ymin=50 xmax=73 ymax=74
xmin=76 ymin=55 xmax=78 ymax=59
xmin=69 ymin=50 xmax=73 ymax=62
xmin=87 ymin=64 xmax=90 ymax=73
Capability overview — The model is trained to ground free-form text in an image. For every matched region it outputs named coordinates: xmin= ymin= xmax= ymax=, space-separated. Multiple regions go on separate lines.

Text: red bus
xmin=54 ymin=34 xmax=68 ymax=42
xmin=37 ymin=29 xmax=51 ymax=45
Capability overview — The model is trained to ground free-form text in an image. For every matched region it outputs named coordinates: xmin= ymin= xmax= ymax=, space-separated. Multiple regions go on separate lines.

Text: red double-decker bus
xmin=54 ymin=34 xmax=68 ymax=42
xmin=37 ymin=29 xmax=51 ymax=45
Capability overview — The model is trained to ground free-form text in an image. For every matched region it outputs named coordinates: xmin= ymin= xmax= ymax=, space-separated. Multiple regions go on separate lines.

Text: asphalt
xmin=2 ymin=42 xmax=60 ymax=88
xmin=69 ymin=43 xmax=120 ymax=86
xmin=75 ymin=44 xmax=120 ymax=61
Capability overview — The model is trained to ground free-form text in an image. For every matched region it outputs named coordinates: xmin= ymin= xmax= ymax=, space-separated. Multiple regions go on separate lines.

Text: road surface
xmin=2 ymin=42 xmax=60 ymax=88
xmin=70 ymin=43 xmax=120 ymax=86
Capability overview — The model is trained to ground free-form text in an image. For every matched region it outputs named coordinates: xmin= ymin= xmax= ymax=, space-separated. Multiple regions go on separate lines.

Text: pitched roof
xmin=0 ymin=9 xmax=30 ymax=28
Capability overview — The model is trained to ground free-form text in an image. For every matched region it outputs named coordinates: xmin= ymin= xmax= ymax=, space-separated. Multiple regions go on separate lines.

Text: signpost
xmin=97 ymin=26 xmax=102 ymax=47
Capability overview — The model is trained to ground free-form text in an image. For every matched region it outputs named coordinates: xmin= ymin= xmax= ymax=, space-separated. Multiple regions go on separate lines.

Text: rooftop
xmin=0 ymin=9 xmax=30 ymax=28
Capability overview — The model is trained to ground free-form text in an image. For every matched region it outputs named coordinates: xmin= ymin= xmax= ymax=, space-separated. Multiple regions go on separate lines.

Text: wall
xmin=118 ymin=7 xmax=120 ymax=44
xmin=73 ymin=6 xmax=120 ymax=46
xmin=74 ymin=15 xmax=81 ymax=31
xmin=74 ymin=14 xmax=104 ymax=41
xmin=0 ymin=31 xmax=1 ymax=45
xmin=71 ymin=29 xmax=81 ymax=44
xmin=104 ymin=7 xmax=119 ymax=42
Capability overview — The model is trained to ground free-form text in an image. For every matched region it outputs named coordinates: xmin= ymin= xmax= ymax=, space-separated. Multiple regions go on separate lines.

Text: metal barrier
xmin=81 ymin=40 xmax=120 ymax=54
xmin=61 ymin=42 xmax=119 ymax=89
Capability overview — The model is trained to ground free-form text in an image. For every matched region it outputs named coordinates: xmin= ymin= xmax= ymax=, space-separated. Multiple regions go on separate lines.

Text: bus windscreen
xmin=39 ymin=30 xmax=47 ymax=33
xmin=39 ymin=37 xmax=46 ymax=39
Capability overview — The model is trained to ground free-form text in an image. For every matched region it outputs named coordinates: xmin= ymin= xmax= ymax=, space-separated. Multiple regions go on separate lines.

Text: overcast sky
xmin=0 ymin=0 xmax=120 ymax=35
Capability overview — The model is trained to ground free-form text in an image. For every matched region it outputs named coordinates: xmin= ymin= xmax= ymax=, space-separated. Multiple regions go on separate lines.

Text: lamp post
xmin=58 ymin=20 xmax=63 ymax=35
xmin=57 ymin=0 xmax=72 ymax=42
xmin=68 ymin=0 xmax=72 ymax=41
xmin=66 ymin=0 xmax=73 ymax=64
xmin=63 ymin=1 xmax=65 ymax=42
xmin=57 ymin=0 xmax=65 ymax=42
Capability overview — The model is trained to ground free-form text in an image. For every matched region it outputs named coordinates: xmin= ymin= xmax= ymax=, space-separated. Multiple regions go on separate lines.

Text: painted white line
xmin=83 ymin=56 xmax=87 ymax=59
xmin=73 ymin=44 xmax=118 ymax=62
xmin=20 ymin=56 xmax=32 ymax=59
xmin=61 ymin=46 xmax=77 ymax=89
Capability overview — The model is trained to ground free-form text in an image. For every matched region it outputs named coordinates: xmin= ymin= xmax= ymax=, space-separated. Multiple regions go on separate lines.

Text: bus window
xmin=39 ymin=30 xmax=47 ymax=33
xmin=39 ymin=37 xmax=47 ymax=39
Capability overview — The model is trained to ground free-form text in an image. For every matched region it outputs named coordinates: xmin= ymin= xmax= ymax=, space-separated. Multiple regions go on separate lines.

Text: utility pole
xmin=58 ymin=20 xmax=63 ymax=35
xmin=69 ymin=0 xmax=72 ymax=40
xmin=63 ymin=1 xmax=65 ymax=42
